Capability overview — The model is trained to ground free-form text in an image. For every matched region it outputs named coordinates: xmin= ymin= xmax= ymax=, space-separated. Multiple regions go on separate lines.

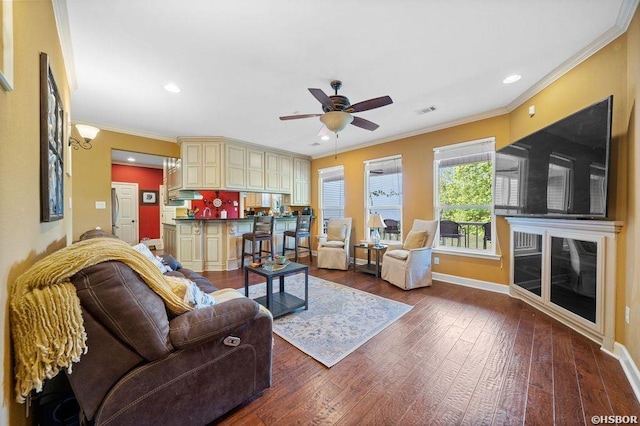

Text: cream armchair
xmin=317 ymin=218 xmax=352 ymax=270
xmin=381 ymin=219 xmax=438 ymax=290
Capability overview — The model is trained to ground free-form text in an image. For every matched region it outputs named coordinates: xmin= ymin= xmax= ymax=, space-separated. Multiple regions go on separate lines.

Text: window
xmin=318 ymin=166 xmax=345 ymax=234
xmin=434 ymin=138 xmax=495 ymax=253
xmin=365 ymin=156 xmax=402 ymax=241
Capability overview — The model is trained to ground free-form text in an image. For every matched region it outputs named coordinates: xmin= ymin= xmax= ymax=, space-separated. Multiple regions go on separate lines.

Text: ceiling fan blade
xmin=351 ymin=116 xmax=379 ymax=131
xmin=347 ymin=95 xmax=393 ymax=113
xmin=279 ymin=113 xmax=322 ymax=121
xmin=308 ymin=88 xmax=335 ymax=111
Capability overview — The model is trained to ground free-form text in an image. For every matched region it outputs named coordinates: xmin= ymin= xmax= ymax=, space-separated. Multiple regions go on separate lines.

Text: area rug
xmin=241 ymin=275 xmax=412 ymax=367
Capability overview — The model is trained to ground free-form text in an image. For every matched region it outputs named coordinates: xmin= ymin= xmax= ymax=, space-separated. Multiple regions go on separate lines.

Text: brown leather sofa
xmin=65 ymin=231 xmax=273 ymax=425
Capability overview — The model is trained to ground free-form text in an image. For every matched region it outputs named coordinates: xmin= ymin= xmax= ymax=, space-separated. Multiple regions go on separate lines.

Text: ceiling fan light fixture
xmin=320 ymin=111 xmax=353 ymax=133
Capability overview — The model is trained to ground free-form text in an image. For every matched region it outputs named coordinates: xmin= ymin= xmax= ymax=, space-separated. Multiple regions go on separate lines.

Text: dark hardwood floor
xmin=202 ymin=263 xmax=639 ymax=425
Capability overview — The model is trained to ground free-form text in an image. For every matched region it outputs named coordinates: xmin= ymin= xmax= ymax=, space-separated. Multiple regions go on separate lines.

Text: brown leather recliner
xmin=66 ymin=260 xmax=272 ymax=425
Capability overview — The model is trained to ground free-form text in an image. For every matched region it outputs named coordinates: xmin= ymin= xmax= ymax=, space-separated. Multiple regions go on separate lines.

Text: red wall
xmin=112 ymin=164 xmax=163 ymax=240
xmin=190 ymin=190 xmax=241 ymax=218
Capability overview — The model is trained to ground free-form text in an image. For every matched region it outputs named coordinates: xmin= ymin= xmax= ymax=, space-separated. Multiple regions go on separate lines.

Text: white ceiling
xmin=62 ymin=0 xmax=637 ymax=159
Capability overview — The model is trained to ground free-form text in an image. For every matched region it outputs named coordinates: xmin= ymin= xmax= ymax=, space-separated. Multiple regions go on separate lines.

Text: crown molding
xmin=71 ymin=119 xmax=178 ymax=143
xmin=507 ymin=0 xmax=639 ymax=112
xmin=311 ymin=107 xmax=509 ymax=160
xmin=51 ymin=0 xmax=77 ymax=91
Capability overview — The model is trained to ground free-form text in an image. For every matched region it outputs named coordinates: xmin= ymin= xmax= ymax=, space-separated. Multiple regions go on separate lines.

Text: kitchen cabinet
xmin=170 ymin=217 xmax=298 ymax=272
xmin=204 ymin=222 xmax=224 ymax=270
xmin=225 ymin=144 xmax=246 ymax=189
xmin=173 ymin=137 xmax=308 ymax=194
xmin=245 ymin=192 xmax=271 ymax=208
xmin=292 ymin=158 xmax=311 ymax=206
xmin=163 ymin=224 xmax=177 ymax=257
xmin=176 ymin=221 xmax=204 ymax=271
xmin=165 ymin=157 xmax=182 ymax=191
xmin=265 ymin=152 xmax=292 ymax=193
xmin=180 ymin=140 xmax=222 ymax=189
xmin=246 ymin=149 xmax=265 ymax=191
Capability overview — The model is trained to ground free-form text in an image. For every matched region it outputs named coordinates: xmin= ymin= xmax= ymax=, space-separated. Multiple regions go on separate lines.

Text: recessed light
xmin=127 ymin=157 xmax=136 ymax=162
xmin=164 ymin=83 xmax=181 ymax=93
xmin=503 ymin=74 xmax=521 ymax=84
xmin=320 ymin=135 xmax=330 ymax=141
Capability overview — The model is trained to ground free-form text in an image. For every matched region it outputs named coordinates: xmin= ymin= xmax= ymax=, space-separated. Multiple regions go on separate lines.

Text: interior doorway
xmin=111 ymin=182 xmax=139 ymax=244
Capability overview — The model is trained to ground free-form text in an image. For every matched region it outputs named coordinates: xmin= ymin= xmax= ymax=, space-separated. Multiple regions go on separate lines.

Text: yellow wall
xmin=311 ymin=16 xmax=635 ymax=352
xmin=71 ymin=130 xmax=179 ymax=240
xmin=624 ymin=8 xmax=640 ymax=369
xmin=312 ymin=114 xmax=511 ymax=285
xmin=0 ymin=2 xmax=70 ymax=424
xmin=1 ymin=3 xmax=639 ymax=424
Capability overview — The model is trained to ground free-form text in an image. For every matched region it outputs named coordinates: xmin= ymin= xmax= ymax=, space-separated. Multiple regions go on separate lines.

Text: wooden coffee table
xmin=244 ymin=261 xmax=309 ymax=318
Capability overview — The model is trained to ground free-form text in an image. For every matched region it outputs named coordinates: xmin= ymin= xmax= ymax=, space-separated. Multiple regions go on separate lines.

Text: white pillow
xmin=132 ymin=243 xmax=171 ymax=273
xmin=385 ymin=249 xmax=410 ymax=260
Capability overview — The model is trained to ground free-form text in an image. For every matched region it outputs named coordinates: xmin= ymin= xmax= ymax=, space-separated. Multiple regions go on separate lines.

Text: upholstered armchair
xmin=317 ymin=218 xmax=353 ymax=270
xmin=381 ymin=219 xmax=438 ymax=290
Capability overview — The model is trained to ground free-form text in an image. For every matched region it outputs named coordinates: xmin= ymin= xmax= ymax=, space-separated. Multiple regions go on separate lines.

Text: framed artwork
xmin=0 ymin=0 xmax=14 ymax=91
xmin=40 ymin=52 xmax=65 ymax=222
xmin=141 ymin=190 xmax=158 ymax=205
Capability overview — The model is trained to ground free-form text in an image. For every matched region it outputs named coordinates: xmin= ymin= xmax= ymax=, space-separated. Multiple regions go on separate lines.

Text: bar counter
xmin=164 ymin=216 xmax=299 ymax=272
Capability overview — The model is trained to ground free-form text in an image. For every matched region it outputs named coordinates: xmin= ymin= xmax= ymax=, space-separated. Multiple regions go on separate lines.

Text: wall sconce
xmin=69 ymin=124 xmax=100 ymax=150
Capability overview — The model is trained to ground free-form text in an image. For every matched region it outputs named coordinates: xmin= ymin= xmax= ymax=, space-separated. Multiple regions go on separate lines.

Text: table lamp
xmin=367 ymin=213 xmax=386 ymax=247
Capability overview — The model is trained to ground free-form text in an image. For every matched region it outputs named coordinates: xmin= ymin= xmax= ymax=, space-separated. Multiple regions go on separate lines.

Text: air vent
xmin=416 ymin=105 xmax=437 ymax=115
xmin=311 ymin=142 xmax=321 ymax=146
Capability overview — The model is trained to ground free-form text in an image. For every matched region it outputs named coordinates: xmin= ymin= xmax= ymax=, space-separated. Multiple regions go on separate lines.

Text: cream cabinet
xmin=174 ymin=137 xmax=307 ymax=194
xmin=265 ymin=152 xmax=292 ymax=193
xmin=204 ymin=222 xmax=224 ymax=270
xmin=176 ymin=139 xmax=222 ymax=190
xmin=163 ymin=224 xmax=177 ymax=256
xmin=245 ymin=192 xmax=271 ymax=208
xmin=225 ymin=144 xmax=246 ymax=189
xmin=176 ymin=221 xmax=204 ymax=271
xmin=292 ymin=158 xmax=311 ymax=206
xmin=246 ymin=149 xmax=265 ymax=191
xmin=165 ymin=157 xmax=182 ymax=191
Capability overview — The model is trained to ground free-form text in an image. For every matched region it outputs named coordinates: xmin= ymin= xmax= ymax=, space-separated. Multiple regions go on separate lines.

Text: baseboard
xmin=614 ymin=342 xmax=640 ymax=403
xmin=432 ymin=272 xmax=509 ymax=294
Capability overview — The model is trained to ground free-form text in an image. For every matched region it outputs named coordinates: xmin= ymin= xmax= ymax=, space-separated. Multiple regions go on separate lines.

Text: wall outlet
xmin=434 ymin=256 xmax=439 ymax=265
xmin=626 ymin=306 xmax=630 ymax=324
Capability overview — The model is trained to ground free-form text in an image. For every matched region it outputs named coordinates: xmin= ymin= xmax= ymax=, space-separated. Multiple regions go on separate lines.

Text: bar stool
xmin=241 ymin=216 xmax=275 ymax=267
xmin=282 ymin=215 xmax=314 ymax=263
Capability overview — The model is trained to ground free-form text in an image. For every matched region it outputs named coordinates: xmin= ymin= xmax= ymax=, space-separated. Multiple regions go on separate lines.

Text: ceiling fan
xmin=279 ymin=80 xmax=393 ymax=134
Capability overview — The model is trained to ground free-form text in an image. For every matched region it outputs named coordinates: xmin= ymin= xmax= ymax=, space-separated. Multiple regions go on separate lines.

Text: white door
xmin=112 ymin=182 xmax=139 ymax=244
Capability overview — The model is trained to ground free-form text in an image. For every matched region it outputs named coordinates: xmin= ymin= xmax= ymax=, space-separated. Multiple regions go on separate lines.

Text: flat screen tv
xmin=494 ymin=95 xmax=613 ymax=219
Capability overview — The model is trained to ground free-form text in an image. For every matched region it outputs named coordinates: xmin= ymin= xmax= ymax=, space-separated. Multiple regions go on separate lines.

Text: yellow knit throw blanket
xmin=10 ymin=237 xmax=193 ymax=403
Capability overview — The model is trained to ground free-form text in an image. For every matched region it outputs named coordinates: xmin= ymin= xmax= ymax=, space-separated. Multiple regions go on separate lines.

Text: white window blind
xmin=319 ymin=166 xmax=345 ymax=222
